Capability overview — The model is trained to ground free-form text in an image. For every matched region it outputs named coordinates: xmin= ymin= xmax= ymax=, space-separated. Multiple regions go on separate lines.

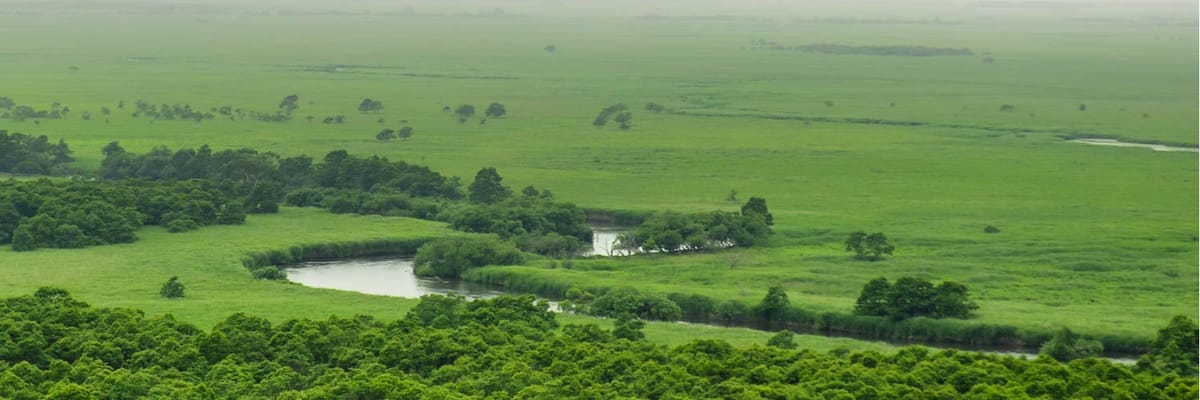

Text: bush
xmin=983 ymin=225 xmax=1000 ymax=234
xmin=251 ymin=266 xmax=288 ymax=280
xmin=160 ymin=276 xmax=185 ymax=298
xmin=588 ymin=287 xmax=682 ymax=321
xmin=767 ymin=331 xmax=797 ymax=349
xmin=413 ymin=236 xmax=524 ymax=279
xmin=165 ymin=218 xmax=200 ymax=233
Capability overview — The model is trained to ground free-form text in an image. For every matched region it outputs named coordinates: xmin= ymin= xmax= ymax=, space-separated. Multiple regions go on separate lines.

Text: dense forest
xmin=0 ymin=289 xmax=1195 ymax=399
xmin=0 ymin=179 xmax=244 ymax=251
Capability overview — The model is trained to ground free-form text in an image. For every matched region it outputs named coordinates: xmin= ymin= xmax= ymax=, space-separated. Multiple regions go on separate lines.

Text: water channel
xmin=1069 ymin=138 xmax=1198 ymax=153
xmin=285 ymin=256 xmax=1136 ymax=364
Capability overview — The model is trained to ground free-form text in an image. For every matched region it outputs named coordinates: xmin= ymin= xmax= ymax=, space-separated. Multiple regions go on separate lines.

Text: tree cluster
xmin=412 ymin=236 xmax=525 ymax=279
xmin=0 ymin=97 xmax=66 ymax=121
xmin=630 ymin=199 xmax=772 ymax=253
xmin=0 ymin=179 xmax=244 ymax=251
xmin=854 ymin=277 xmax=979 ymax=320
xmin=357 ymin=98 xmax=383 ymax=113
xmin=583 ymin=287 xmax=682 ymax=321
xmin=0 ymin=131 xmax=74 ymax=175
xmin=447 ymin=192 xmax=592 ymax=257
xmin=845 ymin=231 xmax=894 ymax=260
xmin=593 ymin=103 xmax=632 ymax=129
xmin=0 ymin=289 xmax=1193 ymax=399
xmin=131 ymin=100 xmax=215 ymax=122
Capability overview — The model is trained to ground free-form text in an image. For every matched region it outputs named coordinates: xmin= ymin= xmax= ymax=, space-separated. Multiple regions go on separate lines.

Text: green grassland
xmin=0 ymin=4 xmax=1195 ymax=349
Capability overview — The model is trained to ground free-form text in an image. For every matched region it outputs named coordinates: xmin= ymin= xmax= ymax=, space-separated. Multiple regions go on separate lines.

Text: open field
xmin=0 ymin=1 xmax=1196 ymax=352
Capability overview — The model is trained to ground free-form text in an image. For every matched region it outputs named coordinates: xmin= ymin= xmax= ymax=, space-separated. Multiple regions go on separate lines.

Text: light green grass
xmin=0 ymin=8 xmax=1195 ymax=347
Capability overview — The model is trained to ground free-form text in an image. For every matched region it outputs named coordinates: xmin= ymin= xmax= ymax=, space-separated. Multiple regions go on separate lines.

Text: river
xmin=284 ymin=256 xmax=1137 ymax=364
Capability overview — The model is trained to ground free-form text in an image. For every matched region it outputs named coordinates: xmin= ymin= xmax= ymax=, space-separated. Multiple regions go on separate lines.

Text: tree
xmin=614 ymin=112 xmax=633 ymax=130
xmin=1039 ymin=327 xmax=1103 ymax=362
xmin=160 ymin=276 xmax=185 ymax=298
xmin=455 ymin=104 xmax=475 ymax=123
xmin=740 ymin=197 xmax=773 ymax=225
xmin=845 ymin=231 xmax=894 ymax=261
xmin=279 ymin=95 xmax=300 ymax=113
xmin=930 ymin=281 xmax=978 ymax=318
xmin=757 ymin=286 xmax=790 ymax=328
xmin=357 ymin=98 xmax=383 ymax=113
xmin=854 ymin=277 xmax=891 ymax=316
xmin=886 ymin=277 xmax=934 ymax=320
xmin=485 ymin=103 xmax=506 ymax=118
xmin=1137 ymin=315 xmax=1199 ymax=376
xmin=468 ymin=167 xmax=512 ymax=204
xmin=376 ymin=129 xmax=396 ymax=142
xmin=397 ymin=126 xmax=414 ymax=141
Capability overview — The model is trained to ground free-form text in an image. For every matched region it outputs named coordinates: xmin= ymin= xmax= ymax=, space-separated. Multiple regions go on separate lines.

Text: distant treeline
xmin=750 ymin=41 xmax=973 ymax=57
xmin=0 ymin=288 xmax=1193 ymax=399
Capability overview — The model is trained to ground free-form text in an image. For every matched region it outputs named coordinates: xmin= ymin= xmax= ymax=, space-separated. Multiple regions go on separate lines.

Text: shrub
xmin=160 ymin=276 xmax=185 ymax=298
xmin=983 ymin=225 xmax=1000 ymax=234
xmin=767 ymin=331 xmax=797 ymax=349
xmin=165 ymin=218 xmax=200 ymax=233
xmin=251 ymin=266 xmax=288 ymax=281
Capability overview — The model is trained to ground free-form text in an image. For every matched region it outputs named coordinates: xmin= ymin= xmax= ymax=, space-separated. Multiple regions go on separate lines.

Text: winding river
xmin=284 ymin=256 xmax=1136 ymax=364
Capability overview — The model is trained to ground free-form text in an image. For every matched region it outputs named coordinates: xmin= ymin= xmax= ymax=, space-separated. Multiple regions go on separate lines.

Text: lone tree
xmin=468 ymin=167 xmax=512 ymax=204
xmin=279 ymin=94 xmax=300 ymax=113
xmin=357 ymin=98 xmax=384 ymax=113
xmin=757 ymin=285 xmax=790 ymax=329
xmin=376 ymin=129 xmax=396 ymax=141
xmin=845 ymin=231 xmax=894 ymax=261
xmin=455 ymin=104 xmax=476 ymax=123
xmin=485 ymin=102 xmax=507 ymax=118
xmin=740 ymin=197 xmax=773 ymax=225
xmin=397 ymin=126 xmax=414 ymax=141
xmin=160 ymin=276 xmax=185 ymax=298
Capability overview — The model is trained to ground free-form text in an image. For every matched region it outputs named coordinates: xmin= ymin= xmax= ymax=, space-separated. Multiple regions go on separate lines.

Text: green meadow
xmin=0 ymin=2 xmax=1195 ymax=351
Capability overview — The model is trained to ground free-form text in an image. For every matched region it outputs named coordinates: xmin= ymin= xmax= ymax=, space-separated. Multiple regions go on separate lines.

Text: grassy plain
xmin=0 ymin=3 xmax=1195 ymax=348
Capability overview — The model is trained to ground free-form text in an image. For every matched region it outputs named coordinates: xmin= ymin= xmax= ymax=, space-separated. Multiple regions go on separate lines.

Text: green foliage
xmin=0 ymin=131 xmax=74 ymax=175
xmin=767 ymin=330 xmax=797 ymax=349
xmin=756 ymin=285 xmax=790 ymax=328
xmin=587 ymin=287 xmax=683 ymax=321
xmin=0 ymin=179 xmax=241 ymax=250
xmin=159 ymin=276 xmax=184 ymax=298
xmin=484 ymin=102 xmax=506 ymax=118
xmin=467 ymin=167 xmax=512 ymax=204
xmin=0 ymin=289 xmax=1193 ymax=399
xmin=1137 ymin=315 xmax=1199 ymax=376
xmin=454 ymin=104 xmax=475 ymax=123
xmin=855 ymin=277 xmax=979 ymax=320
xmin=412 ymin=236 xmax=524 ymax=279
xmin=983 ymin=224 xmax=1001 ymax=233
xmin=633 ymin=209 xmax=770 ymax=253
xmin=740 ymin=197 xmax=773 ymax=225
xmin=845 ymin=231 xmax=895 ymax=261
xmin=1040 ymin=327 xmax=1104 ymax=362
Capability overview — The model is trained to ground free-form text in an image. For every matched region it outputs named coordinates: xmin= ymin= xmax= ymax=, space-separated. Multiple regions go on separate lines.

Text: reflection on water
xmin=285 ymin=258 xmax=508 ymax=300
xmin=584 ymin=226 xmax=626 ymax=257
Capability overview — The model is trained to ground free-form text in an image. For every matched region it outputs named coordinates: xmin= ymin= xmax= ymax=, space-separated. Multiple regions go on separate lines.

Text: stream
xmin=284 ymin=256 xmax=1137 ymax=365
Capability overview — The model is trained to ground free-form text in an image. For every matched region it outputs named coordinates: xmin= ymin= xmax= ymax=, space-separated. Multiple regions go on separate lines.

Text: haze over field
xmin=0 ymin=0 xmax=1195 ymax=397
